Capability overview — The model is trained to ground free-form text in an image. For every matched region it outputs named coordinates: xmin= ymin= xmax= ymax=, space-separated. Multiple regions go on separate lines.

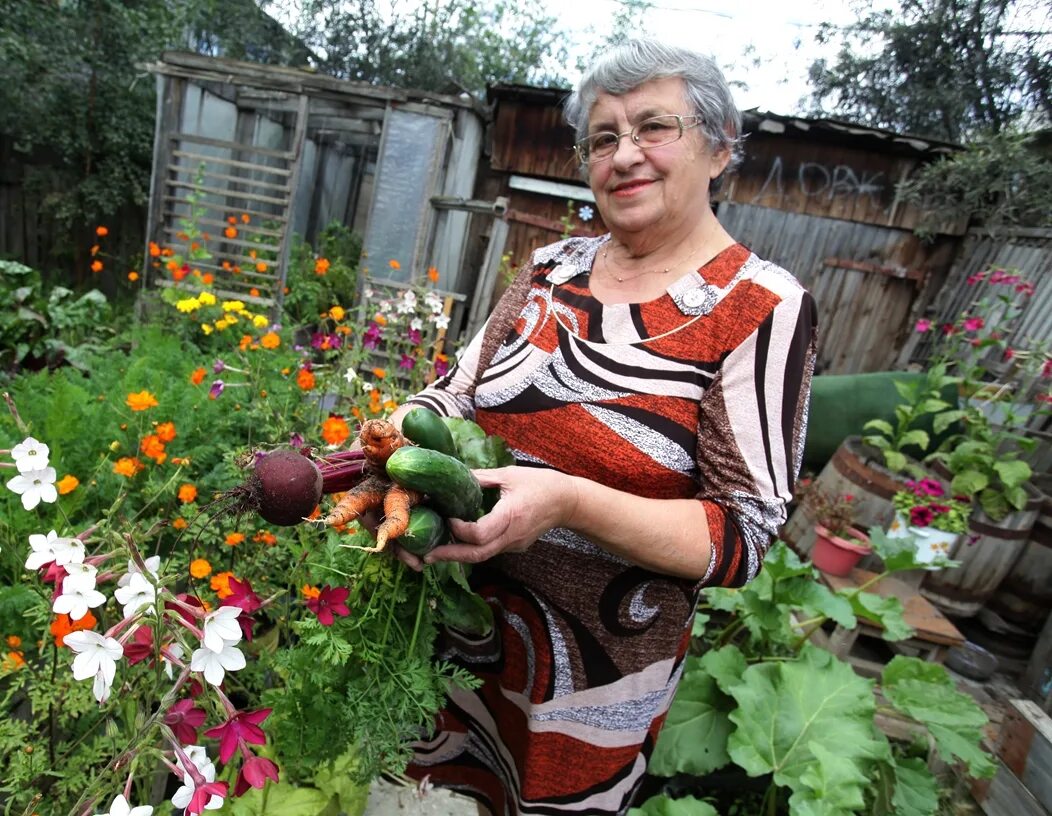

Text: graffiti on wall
xmin=750 ymin=156 xmax=887 ymax=208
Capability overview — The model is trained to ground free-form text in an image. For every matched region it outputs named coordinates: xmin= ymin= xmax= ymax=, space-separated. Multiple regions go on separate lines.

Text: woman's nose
xmin=610 ymin=135 xmax=645 ymax=169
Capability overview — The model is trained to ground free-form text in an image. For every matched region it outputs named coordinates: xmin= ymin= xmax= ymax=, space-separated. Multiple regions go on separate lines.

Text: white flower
xmin=54 ymin=582 xmax=107 ymax=621
xmin=410 ymin=317 xmax=423 ymax=332
xmin=424 ymin=291 xmax=443 ymax=314
xmin=162 ymin=642 xmax=184 ymax=680
xmin=25 ymin=530 xmax=84 ymax=570
xmin=64 ymin=630 xmax=123 ymax=703
xmin=7 ymin=467 xmax=57 ymax=510
xmin=190 ymin=644 xmax=246 ymax=686
xmin=117 ymin=555 xmax=160 ymax=588
xmin=362 ymin=286 xmax=375 ymax=300
xmin=431 ymin=313 xmax=450 ymax=331
xmin=94 ymin=793 xmax=153 ymax=816
xmin=11 ymin=437 xmax=49 ymax=473
xmin=62 ymin=562 xmax=99 ymax=593
xmin=578 ymin=205 xmax=595 ymax=222
xmin=171 ymin=747 xmax=223 ymax=811
xmin=201 ymin=606 xmax=242 ymax=653
xmin=113 ymin=572 xmax=156 ymax=619
xmin=177 ymin=745 xmax=213 ymax=776
xmin=361 ymin=381 xmax=374 ymax=393
xmin=343 ymin=367 xmax=358 ymax=384
xmin=396 ymin=291 xmax=418 ymax=314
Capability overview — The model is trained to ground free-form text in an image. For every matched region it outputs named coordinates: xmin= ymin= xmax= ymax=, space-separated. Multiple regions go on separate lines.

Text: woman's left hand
xmin=423 ymin=467 xmax=576 ymax=565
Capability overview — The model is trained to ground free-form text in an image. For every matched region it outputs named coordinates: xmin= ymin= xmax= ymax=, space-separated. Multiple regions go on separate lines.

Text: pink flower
xmin=188 ymin=781 xmax=228 ymax=815
xmin=1016 ymin=282 xmax=1036 ymax=296
xmin=966 ymin=272 xmax=986 ymax=285
xmin=941 ymin=323 xmax=958 ymax=336
xmin=399 ymin=353 xmax=416 ymax=371
xmin=165 ymin=698 xmax=207 ymax=744
xmin=1004 ymin=347 xmax=1016 ymax=361
xmin=1042 ymin=360 xmax=1052 ymax=379
xmin=917 ymin=478 xmax=945 ymax=497
xmin=235 ymin=755 xmax=280 ymax=796
xmin=914 ymin=318 xmax=932 ymax=333
xmin=434 ymin=358 xmax=449 ymax=378
xmin=962 ymin=316 xmax=984 ymax=332
xmin=124 ymin=625 xmax=154 ymax=665
xmin=305 ymin=585 xmax=350 ymax=626
xmin=204 ymin=708 xmax=271 ymax=763
xmin=406 ymin=328 xmax=422 ymax=345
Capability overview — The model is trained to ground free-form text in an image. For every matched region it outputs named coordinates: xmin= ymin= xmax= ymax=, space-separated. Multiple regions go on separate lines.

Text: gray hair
xmin=564 ymin=39 xmax=744 ymax=191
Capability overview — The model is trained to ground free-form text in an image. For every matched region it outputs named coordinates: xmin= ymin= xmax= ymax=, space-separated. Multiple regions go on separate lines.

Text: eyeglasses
xmin=574 ymin=114 xmax=703 ymax=163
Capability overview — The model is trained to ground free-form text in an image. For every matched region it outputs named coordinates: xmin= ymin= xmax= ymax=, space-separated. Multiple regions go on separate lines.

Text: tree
xmin=807 ymin=0 xmax=1050 ymax=143
xmin=274 ymin=0 xmax=569 ymax=96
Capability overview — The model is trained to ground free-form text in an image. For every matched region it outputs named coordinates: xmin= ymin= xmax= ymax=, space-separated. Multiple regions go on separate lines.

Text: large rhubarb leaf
xmin=844 ymin=590 xmax=913 ymax=642
xmin=628 ymin=794 xmax=717 ymax=816
xmin=699 ymin=644 xmax=748 ymax=693
xmin=881 ymin=656 xmax=995 ymax=778
xmin=787 ymin=743 xmax=870 ymax=816
xmin=890 ymin=756 xmax=940 ymax=816
xmin=726 ymin=644 xmax=888 ymax=803
xmin=649 ymin=655 xmax=733 ymax=777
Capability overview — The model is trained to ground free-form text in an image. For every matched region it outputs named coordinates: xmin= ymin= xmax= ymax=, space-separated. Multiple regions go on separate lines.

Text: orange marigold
xmin=241 ymin=213 xmax=250 ymax=223
xmin=149 ymin=242 xmax=162 ymax=257
xmin=253 ymin=530 xmax=277 ymax=545
xmin=314 ymin=258 xmax=330 ymax=276
xmin=374 ymin=314 xmax=387 ymax=326
xmin=126 ymin=390 xmax=159 ymax=412
xmin=2 ymin=651 xmax=26 ymax=670
xmin=95 ymin=226 xmax=109 ymax=237
xmin=177 ymin=483 xmax=198 ymax=504
xmin=56 ymin=475 xmax=79 ymax=495
xmin=255 ymin=262 xmax=268 ymax=273
xmin=90 ymin=260 xmax=103 ymax=273
xmin=190 ymin=368 xmax=206 ymax=385
xmin=224 ymin=226 xmax=238 ymax=239
xmin=201 ymin=273 xmax=214 ymax=285
xmin=128 ymin=271 xmax=139 ymax=282
xmin=388 ymin=259 xmax=401 ymax=270
xmin=260 ymin=332 xmax=280 ymax=349
xmin=140 ymin=434 xmax=167 ymax=463
xmin=155 ymin=421 xmax=177 ymax=442
xmin=51 ymin=611 xmax=96 ymax=647
xmin=225 ymin=532 xmax=245 ymax=547
xmin=301 ymin=584 xmax=321 ymax=600
xmin=211 ymin=571 xmax=235 ymax=598
xmin=113 ymin=457 xmax=145 ymax=478
xmin=371 ymin=368 xmax=386 ymax=379
xmin=172 ymin=517 xmax=189 ymax=530
xmin=6 ymin=635 xmax=22 ymax=649
xmin=321 ymin=416 xmax=351 ymax=446
xmin=427 ymin=266 xmax=440 ymax=283
xmin=249 ymin=287 xmax=260 ymax=297
xmin=296 ymin=368 xmax=316 ymax=391
xmin=189 ymin=558 xmax=212 ymax=579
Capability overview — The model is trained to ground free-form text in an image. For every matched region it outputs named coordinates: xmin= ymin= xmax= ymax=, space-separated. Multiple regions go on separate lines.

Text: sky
xmin=550 ymin=0 xmax=864 ymax=115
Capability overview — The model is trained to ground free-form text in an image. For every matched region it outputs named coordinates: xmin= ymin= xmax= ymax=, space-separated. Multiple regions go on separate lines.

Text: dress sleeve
xmin=695 ymin=289 xmax=818 ymax=587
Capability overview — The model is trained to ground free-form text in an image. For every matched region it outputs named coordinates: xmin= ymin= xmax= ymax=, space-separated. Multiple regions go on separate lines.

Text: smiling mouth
xmin=612 ymin=179 xmax=655 ymax=195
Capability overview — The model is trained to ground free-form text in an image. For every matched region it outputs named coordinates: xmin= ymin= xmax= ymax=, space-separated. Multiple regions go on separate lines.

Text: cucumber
xmin=385 ymin=446 xmax=484 ymax=521
xmin=397 ymin=506 xmax=447 ymax=556
xmin=401 ymin=407 xmax=459 ymax=458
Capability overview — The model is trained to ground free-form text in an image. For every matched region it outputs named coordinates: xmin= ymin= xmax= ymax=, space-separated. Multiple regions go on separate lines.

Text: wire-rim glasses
xmin=574 ymin=114 xmax=703 ymax=164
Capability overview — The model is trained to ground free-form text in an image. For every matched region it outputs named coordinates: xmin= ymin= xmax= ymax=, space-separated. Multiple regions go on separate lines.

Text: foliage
xmin=281 ymin=223 xmax=362 ymax=328
xmin=892 ymin=479 xmax=971 ymax=534
xmin=276 ymin=0 xmax=569 ymax=96
xmin=640 ymin=535 xmax=995 ymax=815
xmin=898 ymin=129 xmax=1052 ymax=232
xmin=807 ymin=0 xmax=1051 ymax=143
xmin=0 ymin=260 xmax=113 ymax=380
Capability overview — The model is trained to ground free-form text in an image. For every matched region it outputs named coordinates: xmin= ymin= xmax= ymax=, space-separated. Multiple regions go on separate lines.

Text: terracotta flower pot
xmin=811 ymin=525 xmax=872 ymax=577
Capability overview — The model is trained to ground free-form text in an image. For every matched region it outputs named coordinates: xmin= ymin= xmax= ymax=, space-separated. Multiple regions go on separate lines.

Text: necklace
xmin=600 ymin=224 xmax=715 ymax=284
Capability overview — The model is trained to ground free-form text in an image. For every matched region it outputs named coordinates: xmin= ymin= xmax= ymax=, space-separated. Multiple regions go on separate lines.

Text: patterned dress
xmin=405 ymin=235 xmax=817 ymax=815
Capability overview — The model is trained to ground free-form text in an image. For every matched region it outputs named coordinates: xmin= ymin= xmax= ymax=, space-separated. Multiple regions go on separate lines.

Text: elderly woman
xmin=395 ymin=38 xmax=817 ymax=815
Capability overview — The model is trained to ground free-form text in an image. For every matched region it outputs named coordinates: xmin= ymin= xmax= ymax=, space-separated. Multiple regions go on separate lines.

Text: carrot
xmin=372 ymin=484 xmax=422 ymax=553
xmin=358 ymin=419 xmax=409 ymax=470
xmin=322 ymin=474 xmax=388 ymax=527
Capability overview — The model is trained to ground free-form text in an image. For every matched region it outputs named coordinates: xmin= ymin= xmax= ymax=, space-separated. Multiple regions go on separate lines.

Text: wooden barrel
xmin=987 ymin=483 xmax=1052 ymax=628
xmin=781 ymin=436 xmax=906 ymax=559
xmin=920 ymin=487 xmax=1041 ymax=618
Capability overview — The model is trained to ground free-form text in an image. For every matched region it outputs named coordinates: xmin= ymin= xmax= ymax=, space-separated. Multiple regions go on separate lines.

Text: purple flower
xmin=363 ymin=323 xmax=383 ymax=350
xmin=406 ymin=328 xmax=422 ymax=345
xmin=209 ymin=379 xmax=225 ymax=400
xmin=310 ymin=332 xmax=327 ymax=349
xmin=399 ymin=353 xmax=416 ymax=371
xmin=288 ymin=432 xmax=305 ymax=448
xmin=434 ymin=358 xmax=449 ymax=378
xmin=212 ymin=359 xmax=226 ymax=374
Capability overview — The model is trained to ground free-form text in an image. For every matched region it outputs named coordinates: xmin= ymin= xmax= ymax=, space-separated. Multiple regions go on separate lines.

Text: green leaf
xmin=789 ymin=742 xmax=870 ymax=815
xmin=890 ymin=755 xmax=940 ymax=816
xmin=726 ymin=644 xmax=888 ymax=799
xmin=951 ymin=469 xmax=988 ymax=497
xmin=1003 ymin=483 xmax=1028 ymax=511
xmin=884 ymin=450 xmax=907 ymax=472
xmin=313 ymin=750 xmax=371 ymax=816
xmin=933 ymin=410 xmax=967 ymax=434
xmin=979 ymin=489 xmax=1010 ymax=521
xmin=628 ymin=794 xmax=718 ymax=816
xmin=898 ymin=429 xmax=930 ymax=450
xmin=863 ymin=419 xmax=895 ymax=437
xmin=993 ymin=459 xmax=1031 ymax=489
xmin=699 ymin=645 xmax=749 ymax=694
xmin=851 ymin=592 xmax=914 ymax=642
xmin=223 ymin=781 xmax=334 ymax=815
xmin=649 ymin=656 xmax=734 ymax=777
xmin=918 ymin=399 xmax=951 ymax=414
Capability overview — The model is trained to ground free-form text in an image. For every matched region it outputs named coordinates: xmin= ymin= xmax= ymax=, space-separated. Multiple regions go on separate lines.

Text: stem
xmin=380 ymin=565 xmax=404 ymax=647
xmin=407 ymin=574 xmax=427 ymax=656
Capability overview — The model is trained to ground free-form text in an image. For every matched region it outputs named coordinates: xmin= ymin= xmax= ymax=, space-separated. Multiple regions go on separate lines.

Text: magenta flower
xmin=305 ymin=585 xmax=350 ymax=626
xmin=204 ymin=707 xmax=271 ymax=763
xmin=406 ymin=327 xmax=422 ymax=345
xmin=399 ymin=353 xmax=416 ymax=371
xmin=962 ymin=316 xmax=984 ymax=332
xmin=916 ymin=478 xmax=944 ymax=497
xmin=910 ymin=506 xmax=934 ymax=527
xmin=222 ymin=577 xmax=262 ymax=615
xmin=1042 ymin=360 xmax=1052 ymax=379
xmin=124 ymin=625 xmax=154 ymax=665
xmin=363 ymin=322 xmax=383 ymax=349
xmin=434 ymin=358 xmax=449 ymax=378
xmin=188 ymin=781 xmax=228 ymax=815
xmin=288 ymin=432 xmax=305 ymax=448
xmin=914 ymin=318 xmax=932 ymax=333
xmin=235 ymin=755 xmax=280 ymax=796
xmin=209 ymin=379 xmax=225 ymax=399
xmin=966 ymin=271 xmax=986 ymax=285
xmin=165 ymin=698 xmax=207 ymax=745
xmin=212 ymin=359 xmax=226 ymax=374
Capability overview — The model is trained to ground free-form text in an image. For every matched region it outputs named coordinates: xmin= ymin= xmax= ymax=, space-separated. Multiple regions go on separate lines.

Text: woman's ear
xmin=709 ymin=145 xmax=732 ymax=180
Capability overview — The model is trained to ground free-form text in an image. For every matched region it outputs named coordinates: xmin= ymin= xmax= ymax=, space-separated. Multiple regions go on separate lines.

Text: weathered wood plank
xmin=971 ymin=758 xmax=1050 ymax=816
xmin=167 ymin=164 xmax=290 ymax=194
xmin=165 ymin=179 xmax=290 ymax=207
xmin=171 ymin=132 xmax=293 ymax=161
xmin=171 ymin=150 xmax=291 ymax=177
xmin=997 ymin=699 xmax=1052 ymax=813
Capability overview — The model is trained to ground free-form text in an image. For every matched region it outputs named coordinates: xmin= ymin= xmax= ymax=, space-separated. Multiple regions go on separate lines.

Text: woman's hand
xmin=421 ymin=467 xmax=577 ymax=566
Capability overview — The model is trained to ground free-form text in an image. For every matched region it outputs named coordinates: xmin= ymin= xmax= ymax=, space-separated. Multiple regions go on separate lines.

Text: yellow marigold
xmin=189 ymin=558 xmax=212 ymax=579
xmin=329 ymin=305 xmax=345 ymax=321
xmin=222 ymin=300 xmax=246 ymax=313
xmin=6 ymin=635 xmax=22 ymax=649
xmin=225 ymin=532 xmax=245 ymax=547
xmin=296 ymin=368 xmax=316 ymax=391
xmin=176 ymin=297 xmax=201 ymax=313
xmin=301 ymin=584 xmax=321 ymax=600
xmin=211 ymin=571 xmax=235 ymax=599
xmin=388 ymin=259 xmax=401 ymax=270
xmin=126 ymin=390 xmax=159 ymax=412
xmin=113 ymin=457 xmax=145 ymax=478
xmin=252 ymin=315 xmax=268 ymax=329
xmin=260 ymin=332 xmax=280 ymax=349
xmin=155 ymin=421 xmax=177 ymax=442
xmin=198 ymin=291 xmax=217 ymax=306
xmin=56 ymin=475 xmax=79 ymax=495
xmin=321 ymin=416 xmax=351 ymax=446
xmin=177 ymin=483 xmax=197 ymax=504
xmin=314 ymin=258 xmax=330 ymax=276
xmin=201 ymin=324 xmax=214 ymax=335
xmin=172 ymin=518 xmax=188 ymax=530
xmin=214 ymin=318 xmax=230 ymax=331
xmin=383 ymin=399 xmax=398 ymax=412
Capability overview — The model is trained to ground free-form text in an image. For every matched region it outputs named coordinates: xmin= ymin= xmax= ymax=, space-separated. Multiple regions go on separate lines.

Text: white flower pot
xmin=887 ymin=512 xmax=959 ymax=567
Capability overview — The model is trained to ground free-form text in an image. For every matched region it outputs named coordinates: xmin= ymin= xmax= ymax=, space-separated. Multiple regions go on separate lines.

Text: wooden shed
xmin=483 ymin=84 xmax=967 ymax=375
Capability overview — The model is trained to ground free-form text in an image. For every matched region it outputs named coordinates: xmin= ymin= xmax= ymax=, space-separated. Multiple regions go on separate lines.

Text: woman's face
xmin=585 ymin=77 xmax=730 ymax=239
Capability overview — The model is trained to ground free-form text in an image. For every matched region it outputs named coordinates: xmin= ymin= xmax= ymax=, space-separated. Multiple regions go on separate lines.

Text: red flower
xmin=124 ymin=625 xmax=154 ymax=665
xmin=205 ymin=708 xmax=272 ymax=763
xmin=188 ymin=781 xmax=228 ymax=815
xmin=909 ymin=506 xmax=934 ymax=527
xmin=235 ymin=755 xmax=280 ymax=796
xmin=165 ymin=698 xmax=208 ymax=745
xmin=305 ymin=585 xmax=350 ymax=626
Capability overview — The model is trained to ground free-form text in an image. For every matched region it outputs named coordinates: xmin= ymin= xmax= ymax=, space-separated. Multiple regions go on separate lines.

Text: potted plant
xmin=888 ymin=477 xmax=969 ymax=566
xmin=799 ymin=484 xmax=872 ymax=576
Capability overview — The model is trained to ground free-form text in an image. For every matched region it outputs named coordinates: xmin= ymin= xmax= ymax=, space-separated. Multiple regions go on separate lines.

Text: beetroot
xmin=250 ymin=449 xmax=324 ymax=526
